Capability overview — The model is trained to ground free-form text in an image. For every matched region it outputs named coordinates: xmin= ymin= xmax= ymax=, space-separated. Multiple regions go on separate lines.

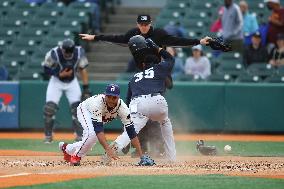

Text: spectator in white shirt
xmin=184 ymin=45 xmax=211 ymax=79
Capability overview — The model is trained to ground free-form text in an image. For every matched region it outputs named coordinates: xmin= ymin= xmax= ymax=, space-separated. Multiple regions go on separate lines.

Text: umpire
xmin=80 ymin=14 xmax=211 ymax=51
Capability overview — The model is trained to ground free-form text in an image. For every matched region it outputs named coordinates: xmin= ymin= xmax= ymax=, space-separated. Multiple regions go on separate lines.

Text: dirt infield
xmin=1 ymin=132 xmax=284 ymax=141
xmin=0 ymin=133 xmax=283 ymax=188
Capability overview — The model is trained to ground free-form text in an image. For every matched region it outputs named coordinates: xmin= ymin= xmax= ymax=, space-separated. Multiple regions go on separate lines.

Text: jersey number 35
xmin=134 ymin=68 xmax=154 ymax=82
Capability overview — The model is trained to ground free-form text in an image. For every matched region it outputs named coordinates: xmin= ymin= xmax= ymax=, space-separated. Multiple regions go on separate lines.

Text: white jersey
xmin=82 ymin=94 xmax=132 ymax=127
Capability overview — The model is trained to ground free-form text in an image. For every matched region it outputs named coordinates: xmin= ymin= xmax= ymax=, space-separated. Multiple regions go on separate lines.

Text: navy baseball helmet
xmin=62 ymin=38 xmax=75 ymax=54
xmin=105 ymin=84 xmax=120 ymax=97
xmin=128 ymin=35 xmax=148 ymax=55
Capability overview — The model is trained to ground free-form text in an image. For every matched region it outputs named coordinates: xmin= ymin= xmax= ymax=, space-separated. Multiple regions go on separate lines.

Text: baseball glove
xmin=81 ymin=85 xmax=92 ymax=101
xmin=196 ymin=140 xmax=217 ymax=156
xmin=207 ymin=37 xmax=232 ymax=52
xmin=137 ymin=155 xmax=155 ymax=166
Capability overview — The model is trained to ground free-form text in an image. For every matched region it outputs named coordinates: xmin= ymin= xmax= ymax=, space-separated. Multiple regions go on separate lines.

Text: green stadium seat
xmin=34 ymin=9 xmax=62 ymax=24
xmin=0 ymin=29 xmax=16 ymax=45
xmin=10 ymin=38 xmax=38 ymax=54
xmin=55 ymin=19 xmax=82 ymax=33
xmin=1 ymin=49 xmax=29 ymax=66
xmin=47 ymin=30 xmax=75 ymax=41
xmin=0 ymin=39 xmax=10 ymax=55
xmin=26 ymin=18 xmax=54 ymax=32
xmin=1 ymin=18 xmax=24 ymax=33
xmin=207 ymin=73 xmax=233 ymax=82
xmin=62 ymin=10 xmax=89 ymax=24
xmin=1 ymin=60 xmax=20 ymax=78
xmin=12 ymin=0 xmax=39 ymax=9
xmin=264 ymin=75 xmax=284 ymax=83
xmin=39 ymin=2 xmax=66 ymax=14
xmin=277 ymin=65 xmax=284 ymax=76
xmin=18 ymin=28 xmax=45 ymax=43
xmin=247 ymin=63 xmax=275 ymax=77
xmin=217 ymin=61 xmax=245 ymax=77
xmin=17 ymin=70 xmax=42 ymax=80
xmin=5 ymin=9 xmax=35 ymax=23
xmin=68 ymin=2 xmax=96 ymax=15
xmin=236 ymin=73 xmax=262 ymax=83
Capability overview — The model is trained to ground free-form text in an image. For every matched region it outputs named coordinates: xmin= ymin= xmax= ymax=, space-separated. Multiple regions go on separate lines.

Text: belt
xmin=131 ymin=93 xmax=161 ymax=100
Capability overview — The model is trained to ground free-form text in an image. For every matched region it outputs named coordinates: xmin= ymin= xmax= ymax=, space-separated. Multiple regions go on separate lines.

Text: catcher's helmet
xmin=61 ymin=39 xmax=75 ymax=54
xmin=128 ymin=35 xmax=148 ymax=55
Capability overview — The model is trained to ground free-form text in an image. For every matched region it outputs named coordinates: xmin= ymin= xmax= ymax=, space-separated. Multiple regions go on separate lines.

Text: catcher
xmin=79 ymin=14 xmax=232 ymax=155
xmin=42 ymin=38 xmax=92 ymax=143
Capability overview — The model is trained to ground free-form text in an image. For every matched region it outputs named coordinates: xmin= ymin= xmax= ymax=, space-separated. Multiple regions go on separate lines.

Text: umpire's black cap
xmin=137 ymin=14 xmax=151 ymax=24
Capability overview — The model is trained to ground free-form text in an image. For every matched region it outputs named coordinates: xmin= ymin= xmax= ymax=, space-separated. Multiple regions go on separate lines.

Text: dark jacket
xmin=94 ymin=26 xmax=200 ymax=47
xmin=243 ymin=45 xmax=269 ymax=66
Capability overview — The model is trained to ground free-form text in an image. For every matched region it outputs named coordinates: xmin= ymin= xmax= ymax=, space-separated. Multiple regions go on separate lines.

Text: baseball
xmin=224 ymin=145 xmax=232 ymax=152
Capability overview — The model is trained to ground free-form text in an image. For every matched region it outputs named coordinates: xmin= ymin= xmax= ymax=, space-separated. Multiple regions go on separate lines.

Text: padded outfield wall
xmin=18 ymin=81 xmax=284 ymax=133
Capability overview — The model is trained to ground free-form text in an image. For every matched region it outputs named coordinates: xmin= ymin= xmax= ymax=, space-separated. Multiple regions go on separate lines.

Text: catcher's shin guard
xmin=71 ymin=102 xmax=83 ymax=140
xmin=43 ymin=101 xmax=58 ymax=140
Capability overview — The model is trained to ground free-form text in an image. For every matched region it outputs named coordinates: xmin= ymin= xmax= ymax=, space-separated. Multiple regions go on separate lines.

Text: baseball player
xmin=59 ymin=84 xmax=155 ymax=166
xmin=79 ymin=14 xmax=212 ymax=156
xmin=112 ymin=36 xmax=177 ymax=162
xmin=43 ymin=38 xmax=91 ymax=143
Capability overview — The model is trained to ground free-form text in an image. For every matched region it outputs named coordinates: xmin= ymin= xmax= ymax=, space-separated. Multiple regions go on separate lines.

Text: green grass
xmin=8 ymin=175 xmax=284 ymax=189
xmin=0 ymin=139 xmax=283 ymax=157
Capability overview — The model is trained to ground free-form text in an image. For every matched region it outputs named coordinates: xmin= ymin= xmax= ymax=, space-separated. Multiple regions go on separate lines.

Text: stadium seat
xmin=18 ymin=28 xmax=45 ymax=43
xmin=62 ymin=10 xmax=89 ymax=24
xmin=1 ymin=60 xmax=20 ymax=79
xmin=68 ymin=1 xmax=96 ymax=15
xmin=247 ymin=63 xmax=275 ymax=77
xmin=10 ymin=38 xmax=38 ymax=54
xmin=17 ymin=70 xmax=42 ymax=80
xmin=5 ymin=9 xmax=35 ymax=23
xmin=1 ymin=49 xmax=29 ymax=66
xmin=236 ymin=73 xmax=262 ymax=83
xmin=217 ymin=61 xmax=245 ymax=77
xmin=207 ymin=73 xmax=232 ymax=82
xmin=39 ymin=2 xmax=66 ymax=14
xmin=277 ymin=65 xmax=284 ymax=76
xmin=26 ymin=18 xmax=54 ymax=32
xmin=0 ymin=39 xmax=10 ymax=55
xmin=55 ymin=19 xmax=82 ymax=33
xmin=1 ymin=18 xmax=24 ymax=33
xmin=264 ymin=75 xmax=284 ymax=83
xmin=12 ymin=0 xmax=39 ymax=10
xmin=34 ymin=9 xmax=62 ymax=24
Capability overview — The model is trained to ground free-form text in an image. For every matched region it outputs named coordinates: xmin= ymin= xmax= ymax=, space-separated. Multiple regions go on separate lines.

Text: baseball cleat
xmin=70 ymin=155 xmax=81 ymax=166
xmin=59 ymin=142 xmax=71 ymax=162
xmin=44 ymin=136 xmax=53 ymax=144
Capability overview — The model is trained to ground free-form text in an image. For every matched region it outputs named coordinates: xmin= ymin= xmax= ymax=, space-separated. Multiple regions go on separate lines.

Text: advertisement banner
xmin=0 ymin=81 xmax=19 ymax=128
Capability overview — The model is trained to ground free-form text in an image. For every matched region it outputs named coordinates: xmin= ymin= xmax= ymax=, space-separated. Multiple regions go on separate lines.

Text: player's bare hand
xmin=200 ymin=36 xmax=212 ymax=45
xmin=59 ymin=68 xmax=73 ymax=78
xmin=106 ymin=148 xmax=119 ymax=160
xmin=79 ymin=34 xmax=95 ymax=41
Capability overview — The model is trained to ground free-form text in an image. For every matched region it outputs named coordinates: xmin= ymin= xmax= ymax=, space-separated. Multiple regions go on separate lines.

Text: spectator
xmin=239 ymin=0 xmax=259 ymax=36
xmin=243 ymin=32 xmax=269 ymax=67
xmin=265 ymin=0 xmax=284 ymax=46
xmin=222 ymin=0 xmax=244 ymax=52
xmin=210 ymin=6 xmax=224 ymax=34
xmin=163 ymin=21 xmax=187 ymax=38
xmin=269 ymin=33 xmax=284 ymax=66
xmin=184 ymin=45 xmax=211 ymax=79
xmin=78 ymin=0 xmax=101 ymax=33
xmin=166 ymin=47 xmax=184 ymax=79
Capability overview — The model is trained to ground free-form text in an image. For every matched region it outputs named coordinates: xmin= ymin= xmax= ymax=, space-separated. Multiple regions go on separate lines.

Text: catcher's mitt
xmin=207 ymin=37 xmax=232 ymax=52
xmin=81 ymin=87 xmax=92 ymax=101
xmin=196 ymin=140 xmax=217 ymax=156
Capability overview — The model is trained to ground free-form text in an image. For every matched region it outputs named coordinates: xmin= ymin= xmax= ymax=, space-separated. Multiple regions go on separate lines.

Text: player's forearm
xmin=80 ymin=69 xmax=89 ymax=85
xmin=130 ymin=136 xmax=143 ymax=157
xmin=96 ymin=132 xmax=111 ymax=151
